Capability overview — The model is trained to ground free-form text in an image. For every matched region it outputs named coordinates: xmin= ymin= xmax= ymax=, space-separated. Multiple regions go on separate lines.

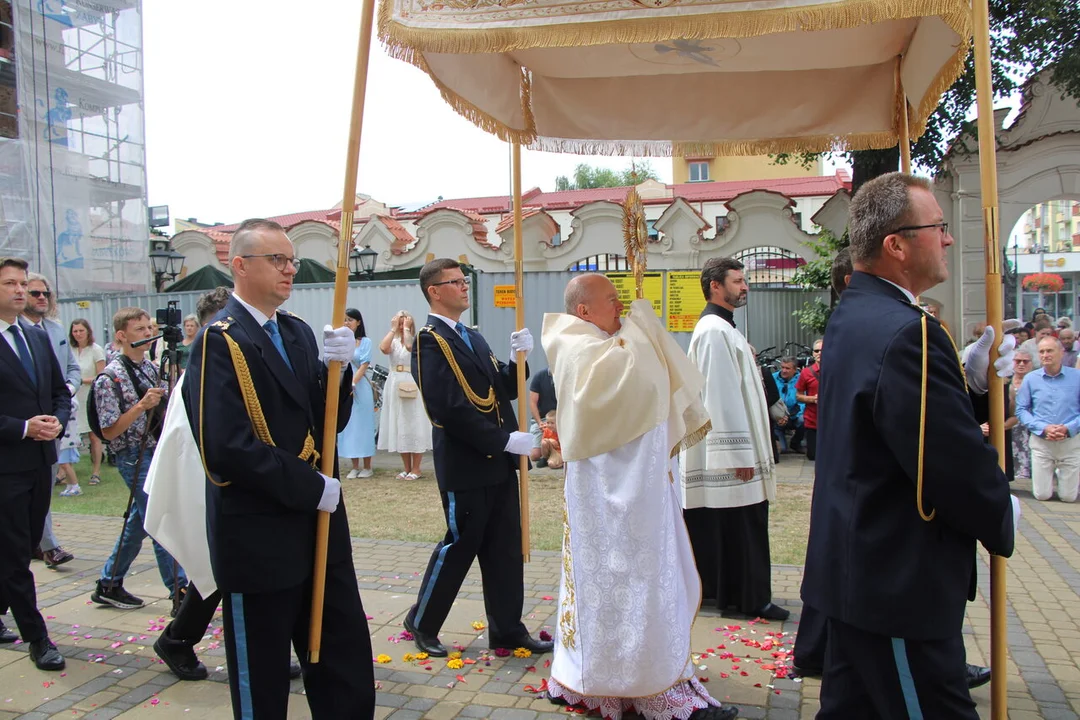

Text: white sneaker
xmin=346 ymin=469 xmax=359 ymax=479
xmin=357 ymin=469 xmax=373 ymax=478
xmin=60 ymin=484 xmax=82 ymax=497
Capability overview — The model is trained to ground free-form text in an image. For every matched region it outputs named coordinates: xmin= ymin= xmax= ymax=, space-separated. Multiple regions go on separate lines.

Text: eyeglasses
xmin=812 ymin=349 xmax=822 ymax=353
xmin=240 ymin=253 xmax=300 ymax=272
xmin=893 ymin=222 xmax=949 ymax=236
xmin=28 ymin=290 xmax=52 ymax=298
xmin=430 ymin=278 xmax=470 ymax=289
xmin=1014 ymin=359 xmax=1031 ymax=364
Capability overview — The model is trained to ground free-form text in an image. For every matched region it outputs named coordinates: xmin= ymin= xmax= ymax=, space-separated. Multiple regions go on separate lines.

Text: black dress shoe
xmin=689 ymin=705 xmax=739 ymax=720
xmin=751 ymin=603 xmax=790 ymax=621
xmin=153 ymin=634 xmax=208 ymax=681
xmin=289 ymin=660 xmax=302 ymax=679
xmin=966 ymin=663 xmax=992 ymax=689
xmin=402 ymin=610 xmax=447 ymax=657
xmin=546 ymin=690 xmax=569 ymax=706
xmin=29 ymin=637 xmax=66 ymax=671
xmin=490 ymin=634 xmax=554 ymax=655
xmin=792 ymin=664 xmax=822 ymax=678
xmin=0 ymin=622 xmax=17 ymax=644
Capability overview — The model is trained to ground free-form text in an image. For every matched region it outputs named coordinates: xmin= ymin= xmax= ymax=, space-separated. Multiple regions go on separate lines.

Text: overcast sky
xmin=141 ymin=1 xmax=689 ymax=230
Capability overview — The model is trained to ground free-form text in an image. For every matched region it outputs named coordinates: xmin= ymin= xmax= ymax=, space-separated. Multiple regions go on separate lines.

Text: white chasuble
xmin=144 ymin=374 xmax=216 ymax=594
xmin=679 ymin=314 xmax=776 ymax=511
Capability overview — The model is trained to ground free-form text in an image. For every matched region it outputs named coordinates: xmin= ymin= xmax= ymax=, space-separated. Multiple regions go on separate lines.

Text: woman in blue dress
xmin=338 ymin=308 xmax=376 ymax=478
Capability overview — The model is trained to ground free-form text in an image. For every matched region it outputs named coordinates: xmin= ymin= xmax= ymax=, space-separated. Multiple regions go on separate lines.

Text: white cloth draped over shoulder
xmin=679 ymin=313 xmax=776 ymax=511
xmin=541 ymin=300 xmax=718 ymax=718
xmin=144 ymin=373 xmax=215 ymax=594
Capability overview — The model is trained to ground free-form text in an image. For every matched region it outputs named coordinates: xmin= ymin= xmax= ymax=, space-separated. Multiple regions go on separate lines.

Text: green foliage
xmin=794 ymin=298 xmax=833 ymax=334
xmin=554 ymin=161 xmax=660 ymax=190
xmin=790 ymin=228 xmax=847 ymax=333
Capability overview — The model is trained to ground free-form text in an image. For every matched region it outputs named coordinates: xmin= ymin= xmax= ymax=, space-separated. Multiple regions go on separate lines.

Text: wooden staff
xmin=897 ymin=57 xmax=912 ymax=174
xmin=309 ymin=0 xmax=377 ymax=663
xmin=971 ymin=0 xmax=1007 ymax=715
xmin=511 ymin=142 xmax=531 ymax=562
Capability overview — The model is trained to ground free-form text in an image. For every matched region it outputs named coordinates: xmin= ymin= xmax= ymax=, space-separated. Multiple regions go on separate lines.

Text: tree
xmin=554 ymin=161 xmax=660 ymax=190
xmin=791 ymin=228 xmax=846 ymax=333
xmin=776 ymin=0 xmax=1080 ymax=193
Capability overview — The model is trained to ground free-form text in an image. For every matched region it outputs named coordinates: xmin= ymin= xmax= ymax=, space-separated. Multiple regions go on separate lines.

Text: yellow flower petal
xmin=375 ymin=654 xmax=392 ymax=664
xmin=448 ymin=651 xmax=462 ymax=660
xmin=403 ymin=653 xmax=415 ymax=662
xmin=513 ymin=647 xmax=532 ymax=658
xmin=415 ymin=652 xmax=429 ymax=660
xmin=447 ymin=658 xmax=464 ymax=670
xmin=471 ymin=621 xmax=486 ymax=631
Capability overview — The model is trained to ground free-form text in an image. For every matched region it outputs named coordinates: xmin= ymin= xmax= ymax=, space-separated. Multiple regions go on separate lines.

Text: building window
xmin=568 ymin=254 xmax=630 ymax=272
xmin=688 ymin=161 xmax=710 ymax=183
xmin=715 ymin=216 xmax=731 ymax=235
xmin=647 ymin=220 xmax=659 ymax=241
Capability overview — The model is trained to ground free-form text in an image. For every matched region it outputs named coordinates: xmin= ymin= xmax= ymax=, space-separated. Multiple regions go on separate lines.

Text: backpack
xmin=86 ymin=359 xmax=152 ymax=442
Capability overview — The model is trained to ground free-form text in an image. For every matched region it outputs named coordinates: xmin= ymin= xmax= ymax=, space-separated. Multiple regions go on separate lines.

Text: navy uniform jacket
xmin=0 ymin=324 xmax=71 ymax=473
xmin=802 ymin=272 xmax=1014 ymax=641
xmin=183 ymin=297 xmax=352 ymax=594
xmin=411 ymin=316 xmax=525 ymax=493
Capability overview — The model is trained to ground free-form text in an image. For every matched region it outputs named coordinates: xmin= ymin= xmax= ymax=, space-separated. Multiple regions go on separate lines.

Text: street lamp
xmin=349 ymin=245 xmax=378 ymax=280
xmin=149 ymin=240 xmax=185 ymax=291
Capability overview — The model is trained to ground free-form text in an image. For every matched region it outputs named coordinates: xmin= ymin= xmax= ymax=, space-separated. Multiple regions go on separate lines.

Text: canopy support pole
xmin=309 ymin=0 xmax=376 ymax=663
xmin=512 ymin=142 xmax=531 ymax=563
xmin=972 ymin=1 xmax=1007 ymax=716
xmin=897 ymin=57 xmax=912 ymax=174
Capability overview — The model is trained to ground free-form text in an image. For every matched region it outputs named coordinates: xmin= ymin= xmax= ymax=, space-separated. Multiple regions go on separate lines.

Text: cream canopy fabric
xmin=379 ymin=0 xmax=971 ymax=156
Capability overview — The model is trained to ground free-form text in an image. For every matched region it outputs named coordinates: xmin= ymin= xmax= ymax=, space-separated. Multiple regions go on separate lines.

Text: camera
xmin=156 ymin=300 xmax=184 ymax=344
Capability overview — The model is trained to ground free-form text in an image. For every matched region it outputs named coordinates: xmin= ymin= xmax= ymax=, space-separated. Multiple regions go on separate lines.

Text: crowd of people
xmin=0 ymin=175 xmax=1038 ymax=719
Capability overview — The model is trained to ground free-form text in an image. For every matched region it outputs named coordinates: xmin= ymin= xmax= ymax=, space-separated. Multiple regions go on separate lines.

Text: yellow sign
xmin=493 ymin=285 xmax=516 ymax=308
xmin=666 ymin=271 xmax=706 ymax=333
xmin=75 ymin=300 xmax=90 ymax=309
xmin=605 ymin=272 xmax=663 ymax=318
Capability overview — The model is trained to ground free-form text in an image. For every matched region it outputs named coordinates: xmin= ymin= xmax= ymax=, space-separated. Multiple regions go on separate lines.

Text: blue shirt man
xmin=1016 ymin=336 xmax=1080 ymax=503
xmin=772 ymin=358 xmax=805 ymax=452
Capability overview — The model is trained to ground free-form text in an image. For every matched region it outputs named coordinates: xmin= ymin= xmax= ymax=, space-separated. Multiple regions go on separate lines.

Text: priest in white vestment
xmin=541 ymin=274 xmax=738 ymax=720
xmin=679 ymin=257 xmax=788 ymax=621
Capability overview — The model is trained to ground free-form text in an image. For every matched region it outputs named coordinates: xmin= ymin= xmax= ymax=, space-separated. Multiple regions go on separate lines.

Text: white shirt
xmin=231 ymin=292 xmax=277 ymax=330
xmin=878 ymin=276 xmax=917 ymax=305
xmin=0 ymin=317 xmax=34 ymax=438
xmin=429 ymin=312 xmax=464 ymax=333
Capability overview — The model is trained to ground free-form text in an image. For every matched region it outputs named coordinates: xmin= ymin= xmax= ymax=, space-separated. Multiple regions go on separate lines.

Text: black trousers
xmin=794 ymin=601 xmax=826 ymax=671
xmin=411 ymin=479 xmax=527 ymax=642
xmin=817 ymin=617 xmax=977 ymax=719
xmin=684 ymin=501 xmax=772 ymax=615
xmin=163 ymin=583 xmax=221 ymax=646
xmin=0 ymin=467 xmax=52 ymax=643
xmin=805 ymin=429 xmax=818 ymax=461
xmin=220 ymin=559 xmax=374 ymax=720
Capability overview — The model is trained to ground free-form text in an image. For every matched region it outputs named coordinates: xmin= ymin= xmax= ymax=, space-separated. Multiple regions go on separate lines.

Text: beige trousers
xmin=1030 ymin=433 xmax=1080 ymax=503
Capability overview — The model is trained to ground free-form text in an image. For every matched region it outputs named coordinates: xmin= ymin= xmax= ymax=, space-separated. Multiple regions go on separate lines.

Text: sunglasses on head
xmin=29 ymin=290 xmax=51 ymax=299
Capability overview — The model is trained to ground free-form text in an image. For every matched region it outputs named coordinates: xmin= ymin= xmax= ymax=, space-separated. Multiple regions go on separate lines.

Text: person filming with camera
xmin=89 ymin=307 xmax=186 ymax=610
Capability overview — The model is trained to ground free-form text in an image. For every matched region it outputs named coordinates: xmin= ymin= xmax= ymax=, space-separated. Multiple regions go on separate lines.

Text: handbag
xmin=397 ymin=381 xmax=418 ymax=399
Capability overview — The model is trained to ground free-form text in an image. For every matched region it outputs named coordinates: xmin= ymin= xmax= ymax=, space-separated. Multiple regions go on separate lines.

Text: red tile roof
xmin=372 ymin=215 xmax=415 ymax=255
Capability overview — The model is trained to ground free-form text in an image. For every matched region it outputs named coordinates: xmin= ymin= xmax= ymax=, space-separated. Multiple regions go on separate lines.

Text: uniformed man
xmin=183 ymin=219 xmax=373 ymax=720
xmin=803 ymin=173 xmax=1018 ymax=718
xmin=403 ymin=258 xmax=552 ymax=658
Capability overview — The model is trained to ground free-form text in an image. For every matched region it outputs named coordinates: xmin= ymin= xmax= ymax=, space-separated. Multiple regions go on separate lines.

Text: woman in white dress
xmin=70 ymin=318 xmax=106 ymax=485
xmin=377 ymin=311 xmax=431 ymax=478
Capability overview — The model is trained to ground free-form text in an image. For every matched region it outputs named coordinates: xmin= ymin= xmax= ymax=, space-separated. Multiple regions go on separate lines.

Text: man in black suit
xmin=803 ymin=173 xmax=1017 ymax=717
xmin=404 ymin=258 xmax=552 ymax=658
xmin=0 ymin=256 xmax=69 ymax=671
xmin=183 ymin=219 xmax=373 ymax=720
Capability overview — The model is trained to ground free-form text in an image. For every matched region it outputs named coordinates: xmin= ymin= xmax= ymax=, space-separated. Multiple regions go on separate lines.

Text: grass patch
xmin=770 ymin=482 xmax=813 ymax=565
xmin=50 ymin=455 xmax=130 ymax=516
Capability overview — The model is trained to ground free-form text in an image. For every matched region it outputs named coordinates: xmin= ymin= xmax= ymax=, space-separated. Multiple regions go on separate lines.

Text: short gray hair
xmin=848 ymin=172 xmax=932 ymax=266
xmin=229 ymin=218 xmax=286 ymax=260
xmin=564 ymin=273 xmax=601 ymax=315
xmin=183 ymin=313 xmax=198 ymax=326
xmin=1037 ymin=336 xmax=1064 ymax=350
xmin=26 ymin=271 xmax=57 ymax=316
xmin=779 ymin=356 xmax=797 ymax=367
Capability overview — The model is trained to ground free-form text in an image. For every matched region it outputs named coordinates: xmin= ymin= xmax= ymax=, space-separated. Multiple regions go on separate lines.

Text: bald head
xmin=564 ymin=273 xmax=624 ymax=335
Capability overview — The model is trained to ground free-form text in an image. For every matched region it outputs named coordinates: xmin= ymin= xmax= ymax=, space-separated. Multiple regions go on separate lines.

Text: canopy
xmin=165 ymin=264 xmax=233 ymax=292
xmin=379 ymin=0 xmax=970 ymax=155
xmin=295 ymin=257 xmax=336 ymax=284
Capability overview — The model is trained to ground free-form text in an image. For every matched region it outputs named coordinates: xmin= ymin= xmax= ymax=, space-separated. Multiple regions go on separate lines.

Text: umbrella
xmin=293 ymin=257 xmax=336 ymax=284
xmin=164 ymin=264 xmax=233 ymax=292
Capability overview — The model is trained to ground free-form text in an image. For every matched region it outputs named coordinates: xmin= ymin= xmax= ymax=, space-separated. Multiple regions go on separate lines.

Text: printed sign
xmin=605 ymin=272 xmax=663 ymax=318
xmin=493 ymin=284 xmax=516 ymax=308
xmin=666 ymin=271 xmax=706 ymax=332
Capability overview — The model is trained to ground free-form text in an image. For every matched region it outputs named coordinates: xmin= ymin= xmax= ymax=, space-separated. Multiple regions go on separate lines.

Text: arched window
xmin=567 ymin=254 xmax=630 ymax=272
xmin=732 ymin=246 xmax=805 ymax=288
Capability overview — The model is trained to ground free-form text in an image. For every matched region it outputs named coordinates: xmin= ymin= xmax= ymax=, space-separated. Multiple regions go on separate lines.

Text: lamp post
xmin=149 ymin=239 xmax=185 ymax=291
xmin=349 ymin=245 xmax=378 ymax=280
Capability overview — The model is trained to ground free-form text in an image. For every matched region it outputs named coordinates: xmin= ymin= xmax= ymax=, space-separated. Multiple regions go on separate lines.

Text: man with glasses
xmin=401 ymin=258 xmax=551 ymax=659
xmin=795 ymin=339 xmax=823 ymax=461
xmin=184 ymin=219 xmax=373 ymax=719
xmin=803 ymin=172 xmax=1018 ymax=718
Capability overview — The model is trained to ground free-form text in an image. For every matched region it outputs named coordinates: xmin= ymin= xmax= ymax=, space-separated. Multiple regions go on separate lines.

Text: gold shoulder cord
xmin=416 ymin=327 xmax=501 ymax=426
xmin=198 ymin=330 xmax=319 ymax=489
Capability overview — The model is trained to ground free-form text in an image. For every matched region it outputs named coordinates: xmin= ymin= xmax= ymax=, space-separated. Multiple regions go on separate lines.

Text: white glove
xmin=322 ymin=325 xmax=354 ymax=365
xmin=1011 ymin=495 xmax=1021 ymax=535
xmin=504 ymin=431 xmax=534 ymax=456
xmin=964 ymin=325 xmax=1014 ymax=395
xmin=510 ymin=328 xmax=534 ymax=358
xmin=317 ymin=473 xmax=341 ymax=513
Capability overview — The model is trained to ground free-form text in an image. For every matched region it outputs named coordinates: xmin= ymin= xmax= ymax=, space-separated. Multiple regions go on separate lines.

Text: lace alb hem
xmin=547 ymin=676 xmax=720 ymax=720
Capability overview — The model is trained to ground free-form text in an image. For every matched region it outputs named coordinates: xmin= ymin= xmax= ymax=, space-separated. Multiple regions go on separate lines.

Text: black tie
xmin=8 ymin=325 xmax=37 ymax=387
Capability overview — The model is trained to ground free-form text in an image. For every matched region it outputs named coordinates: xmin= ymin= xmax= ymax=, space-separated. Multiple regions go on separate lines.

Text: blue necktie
xmin=263 ymin=320 xmax=293 ymax=372
xmin=455 ymin=322 xmax=474 ymax=352
xmin=9 ymin=325 xmax=37 ymax=387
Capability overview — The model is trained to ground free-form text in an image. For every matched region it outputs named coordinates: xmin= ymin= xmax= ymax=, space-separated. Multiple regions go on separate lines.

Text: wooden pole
xmin=972 ymin=0 xmax=1007 ymax=716
xmin=309 ymin=0 xmax=377 ymax=663
xmin=897 ymin=57 xmax=912 ymax=174
xmin=512 ymin=142 xmax=531 ymax=563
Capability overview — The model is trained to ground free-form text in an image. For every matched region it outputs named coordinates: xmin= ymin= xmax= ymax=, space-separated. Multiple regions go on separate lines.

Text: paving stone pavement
xmin=0 ymin=456 xmax=1075 ymax=719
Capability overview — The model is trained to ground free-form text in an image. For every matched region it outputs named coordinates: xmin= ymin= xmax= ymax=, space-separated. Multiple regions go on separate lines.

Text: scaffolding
xmin=0 ymin=0 xmax=148 ymax=293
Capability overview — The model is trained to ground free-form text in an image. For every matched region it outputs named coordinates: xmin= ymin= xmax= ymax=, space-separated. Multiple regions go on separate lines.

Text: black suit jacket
xmin=183 ymin=297 xmax=352 ymax=593
xmin=0 ymin=322 xmax=71 ymax=474
xmin=802 ymin=272 xmax=1014 ymax=640
xmin=411 ymin=316 xmax=525 ymax=492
